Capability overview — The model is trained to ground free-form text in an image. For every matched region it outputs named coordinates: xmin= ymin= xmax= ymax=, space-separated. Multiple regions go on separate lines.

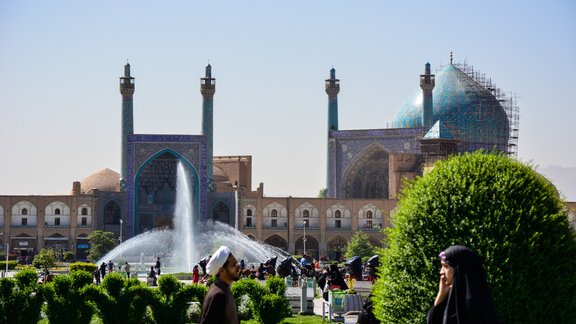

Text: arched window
xmin=366 ymin=211 xmax=373 ymax=219
xmin=271 ymin=209 xmax=278 ymax=217
xmin=55 ymin=208 xmax=61 ymax=215
xmin=22 ymin=208 xmax=28 ymax=215
xmin=246 ymin=209 xmax=253 ymax=216
xmin=81 ymin=208 xmax=88 ymax=216
xmin=335 ymin=210 xmax=341 ymax=218
xmin=104 ymin=201 xmax=121 ymax=225
xmin=303 ymin=210 xmax=310 ymax=218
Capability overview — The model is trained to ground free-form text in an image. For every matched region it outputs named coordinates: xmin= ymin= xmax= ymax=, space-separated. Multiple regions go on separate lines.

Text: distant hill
xmin=538 ymin=165 xmax=576 ymax=202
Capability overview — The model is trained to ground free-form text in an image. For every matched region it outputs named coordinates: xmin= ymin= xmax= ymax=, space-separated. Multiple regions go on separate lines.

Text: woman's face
xmin=440 ymin=260 xmax=455 ymax=286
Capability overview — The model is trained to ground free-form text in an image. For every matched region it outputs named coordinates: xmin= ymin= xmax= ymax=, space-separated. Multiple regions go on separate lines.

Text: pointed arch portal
xmin=134 ymin=149 xmax=199 ymax=234
xmin=341 ymin=144 xmax=389 ymax=199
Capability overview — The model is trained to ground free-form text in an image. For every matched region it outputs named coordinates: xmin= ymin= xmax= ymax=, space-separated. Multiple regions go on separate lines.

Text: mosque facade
xmin=4 ymin=56 xmax=568 ymax=262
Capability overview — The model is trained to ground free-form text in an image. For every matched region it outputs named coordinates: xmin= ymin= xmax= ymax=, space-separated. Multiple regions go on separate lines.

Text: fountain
xmin=98 ymin=161 xmax=288 ymax=273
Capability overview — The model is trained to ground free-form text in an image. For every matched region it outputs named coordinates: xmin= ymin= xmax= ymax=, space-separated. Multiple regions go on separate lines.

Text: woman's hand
xmin=434 ymin=274 xmax=451 ymax=306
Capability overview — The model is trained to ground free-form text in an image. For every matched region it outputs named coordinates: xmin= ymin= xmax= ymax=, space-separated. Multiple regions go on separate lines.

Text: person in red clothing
xmin=192 ymin=265 xmax=200 ymax=284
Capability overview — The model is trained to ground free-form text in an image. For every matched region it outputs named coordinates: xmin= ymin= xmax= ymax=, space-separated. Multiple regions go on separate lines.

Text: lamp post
xmin=303 ymin=220 xmax=307 ymax=256
xmin=119 ymin=219 xmax=123 ymax=244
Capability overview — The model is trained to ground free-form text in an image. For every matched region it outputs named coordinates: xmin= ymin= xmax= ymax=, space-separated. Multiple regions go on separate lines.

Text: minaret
xmin=325 ymin=68 xmax=340 ymax=131
xmin=120 ymin=63 xmax=135 ymax=183
xmin=201 ymin=64 xmax=216 ymax=191
xmin=325 ymin=68 xmax=340 ymax=197
xmin=420 ymin=62 xmax=435 ymax=131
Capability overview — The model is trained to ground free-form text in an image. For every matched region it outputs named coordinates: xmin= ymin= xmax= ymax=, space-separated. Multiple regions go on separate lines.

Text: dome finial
xmin=450 ymin=51 xmax=453 ymax=65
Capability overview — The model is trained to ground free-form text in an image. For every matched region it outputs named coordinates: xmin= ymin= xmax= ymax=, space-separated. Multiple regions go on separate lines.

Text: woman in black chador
xmin=427 ymin=245 xmax=498 ymax=324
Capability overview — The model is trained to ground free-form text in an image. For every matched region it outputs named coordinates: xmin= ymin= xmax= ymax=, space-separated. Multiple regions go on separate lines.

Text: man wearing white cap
xmin=199 ymin=245 xmax=240 ymax=324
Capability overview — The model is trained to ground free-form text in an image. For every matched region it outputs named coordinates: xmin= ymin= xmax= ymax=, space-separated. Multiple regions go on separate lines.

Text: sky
xmin=0 ymin=1 xmax=575 ymax=201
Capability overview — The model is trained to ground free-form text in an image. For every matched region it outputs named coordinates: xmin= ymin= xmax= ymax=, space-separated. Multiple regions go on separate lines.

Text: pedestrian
xmin=147 ymin=266 xmax=157 ymax=286
xmin=199 ymin=245 xmax=240 ymax=324
xmin=124 ymin=262 xmax=131 ymax=279
xmin=107 ymin=260 xmax=114 ymax=273
xmin=193 ymin=265 xmax=200 ymax=284
xmin=240 ymin=259 xmax=245 ymax=271
xmin=100 ymin=262 xmax=107 ymax=279
xmin=328 ymin=263 xmax=348 ymax=290
xmin=155 ymin=257 xmax=161 ymax=275
xmin=93 ymin=268 xmax=101 ymax=285
xmin=199 ymin=255 xmax=210 ymax=275
xmin=427 ymin=245 xmax=498 ymax=324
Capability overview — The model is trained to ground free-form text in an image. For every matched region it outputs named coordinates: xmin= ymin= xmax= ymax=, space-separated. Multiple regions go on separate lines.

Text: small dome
xmin=80 ymin=168 xmax=120 ymax=193
xmin=395 ymin=64 xmax=510 ymax=152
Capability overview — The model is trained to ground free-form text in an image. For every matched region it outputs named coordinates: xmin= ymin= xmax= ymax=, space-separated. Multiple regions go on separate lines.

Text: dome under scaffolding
xmin=395 ymin=62 xmax=519 ymax=156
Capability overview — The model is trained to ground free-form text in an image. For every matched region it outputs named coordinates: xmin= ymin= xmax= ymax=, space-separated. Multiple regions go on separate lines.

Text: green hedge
xmin=0 ymin=269 xmax=291 ymax=323
xmin=69 ymin=262 xmax=97 ymax=273
xmin=0 ymin=261 xmax=18 ymax=270
xmin=372 ymin=152 xmax=576 ymax=323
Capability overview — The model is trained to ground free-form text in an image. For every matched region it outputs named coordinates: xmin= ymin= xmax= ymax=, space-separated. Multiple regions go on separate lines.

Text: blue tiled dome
xmin=395 ymin=64 xmax=509 ymax=152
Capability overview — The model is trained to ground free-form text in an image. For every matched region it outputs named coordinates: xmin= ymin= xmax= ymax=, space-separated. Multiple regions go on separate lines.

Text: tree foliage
xmin=372 ymin=152 xmax=576 ymax=323
xmin=344 ymin=231 xmax=375 ymax=261
xmin=317 ymin=188 xmax=327 ymax=198
xmin=87 ymin=230 xmax=117 ymax=262
xmin=32 ymin=248 xmax=57 ymax=269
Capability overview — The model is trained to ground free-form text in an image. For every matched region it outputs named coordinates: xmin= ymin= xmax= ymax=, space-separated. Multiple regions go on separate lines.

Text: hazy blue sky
xmin=1 ymin=1 xmax=575 ymax=200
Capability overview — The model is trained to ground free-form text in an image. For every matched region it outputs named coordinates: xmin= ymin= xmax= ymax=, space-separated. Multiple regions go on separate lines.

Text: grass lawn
xmin=241 ymin=314 xmax=328 ymax=324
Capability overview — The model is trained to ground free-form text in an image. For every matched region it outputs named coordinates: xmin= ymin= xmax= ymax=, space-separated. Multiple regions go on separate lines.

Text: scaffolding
xmin=437 ymin=62 xmax=520 ymax=157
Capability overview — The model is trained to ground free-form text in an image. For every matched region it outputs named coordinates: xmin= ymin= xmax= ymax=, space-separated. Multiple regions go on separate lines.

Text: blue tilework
xmin=394 ymin=65 xmax=509 ymax=152
xmin=126 ymin=134 xmax=207 ymax=238
xmin=327 ymin=127 xmax=422 ymax=198
xmin=424 ymin=120 xmax=455 ymax=139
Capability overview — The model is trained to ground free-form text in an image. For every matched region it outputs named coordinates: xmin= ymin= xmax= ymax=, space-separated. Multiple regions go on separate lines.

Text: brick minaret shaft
xmin=201 ymin=64 xmax=216 ymax=191
xmin=421 ymin=62 xmax=435 ymax=131
xmin=120 ymin=63 xmax=135 ymax=182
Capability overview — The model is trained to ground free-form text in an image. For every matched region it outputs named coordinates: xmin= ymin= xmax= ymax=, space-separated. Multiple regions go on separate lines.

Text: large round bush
xmin=373 ymin=152 xmax=576 ymax=323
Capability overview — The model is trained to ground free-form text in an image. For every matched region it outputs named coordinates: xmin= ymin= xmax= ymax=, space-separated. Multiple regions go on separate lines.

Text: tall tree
xmin=344 ymin=231 xmax=375 ymax=261
xmin=33 ymin=248 xmax=57 ymax=269
xmin=87 ymin=230 xmax=117 ymax=263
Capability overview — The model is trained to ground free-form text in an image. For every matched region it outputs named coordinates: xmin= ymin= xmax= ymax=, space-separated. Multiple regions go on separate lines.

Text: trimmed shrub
xmin=149 ymin=275 xmax=208 ymax=323
xmin=14 ymin=267 xmax=39 ymax=289
xmin=232 ymin=278 xmax=268 ymax=321
xmin=82 ymin=272 xmax=153 ymax=324
xmin=0 ymin=261 xmax=18 ymax=270
xmin=69 ymin=262 xmax=97 ymax=273
xmin=231 ymin=278 xmax=267 ymax=305
xmin=0 ymin=276 xmax=44 ymax=324
xmin=44 ymin=272 xmax=94 ymax=324
xmin=372 ymin=152 xmax=576 ymax=323
xmin=254 ymin=293 xmax=290 ymax=324
xmin=265 ymin=275 xmax=287 ymax=296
